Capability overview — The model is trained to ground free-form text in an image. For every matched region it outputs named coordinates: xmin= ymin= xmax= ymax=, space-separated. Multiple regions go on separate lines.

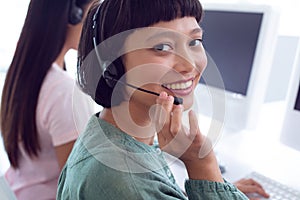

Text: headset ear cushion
xmin=103 ymin=62 xmax=118 ymax=88
xmin=69 ymin=4 xmax=83 ymax=25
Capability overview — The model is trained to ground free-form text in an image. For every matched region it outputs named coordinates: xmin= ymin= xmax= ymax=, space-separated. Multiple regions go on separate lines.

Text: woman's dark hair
xmin=0 ymin=0 xmax=92 ymax=168
xmin=78 ymin=0 xmax=203 ymax=108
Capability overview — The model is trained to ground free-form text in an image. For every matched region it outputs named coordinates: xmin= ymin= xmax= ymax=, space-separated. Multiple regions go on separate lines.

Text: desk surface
xmin=216 ymin=130 xmax=300 ymax=191
xmin=169 ymin=101 xmax=300 ymax=191
xmin=219 ymin=100 xmax=300 ymax=191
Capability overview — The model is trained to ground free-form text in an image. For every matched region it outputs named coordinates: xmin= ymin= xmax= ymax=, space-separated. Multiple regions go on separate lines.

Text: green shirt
xmin=57 ymin=115 xmax=248 ymax=200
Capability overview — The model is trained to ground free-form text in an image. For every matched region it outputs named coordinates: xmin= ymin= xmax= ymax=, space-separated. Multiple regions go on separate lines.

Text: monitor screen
xmin=200 ymin=10 xmax=263 ymax=96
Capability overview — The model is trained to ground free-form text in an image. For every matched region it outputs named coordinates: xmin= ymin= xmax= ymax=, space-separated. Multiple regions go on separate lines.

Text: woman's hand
xmin=155 ymin=92 xmax=223 ymax=182
xmin=234 ymin=178 xmax=270 ymax=200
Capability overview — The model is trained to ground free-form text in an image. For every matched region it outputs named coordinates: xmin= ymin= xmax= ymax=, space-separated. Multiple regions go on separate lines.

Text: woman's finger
xmin=156 ymin=92 xmax=177 ymax=146
xmin=154 ymin=92 xmax=172 ymax=130
xmin=170 ymin=105 xmax=183 ymax=136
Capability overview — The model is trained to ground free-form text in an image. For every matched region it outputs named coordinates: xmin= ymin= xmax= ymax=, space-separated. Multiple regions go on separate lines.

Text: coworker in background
xmin=58 ymin=0 xmax=250 ymax=199
xmin=0 ymin=0 xmax=93 ymax=199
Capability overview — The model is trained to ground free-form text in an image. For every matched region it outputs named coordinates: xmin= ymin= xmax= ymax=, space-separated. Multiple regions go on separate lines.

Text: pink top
xmin=5 ymin=63 xmax=93 ymax=200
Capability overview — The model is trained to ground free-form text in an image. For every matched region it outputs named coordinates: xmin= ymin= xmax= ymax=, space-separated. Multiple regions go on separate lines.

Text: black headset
xmin=92 ymin=4 xmax=119 ymax=88
xmin=69 ymin=0 xmax=83 ymax=25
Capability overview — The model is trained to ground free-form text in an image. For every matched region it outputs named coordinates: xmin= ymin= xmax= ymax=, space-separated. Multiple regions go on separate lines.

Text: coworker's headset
xmin=68 ymin=0 xmax=83 ymax=25
xmin=91 ymin=4 xmax=183 ymax=105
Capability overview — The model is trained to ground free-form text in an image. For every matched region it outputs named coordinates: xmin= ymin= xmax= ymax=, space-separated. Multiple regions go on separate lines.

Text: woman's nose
xmin=173 ymin=47 xmax=206 ymax=74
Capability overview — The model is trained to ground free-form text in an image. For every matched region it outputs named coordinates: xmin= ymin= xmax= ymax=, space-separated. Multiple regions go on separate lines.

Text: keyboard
xmin=244 ymin=171 xmax=300 ymax=200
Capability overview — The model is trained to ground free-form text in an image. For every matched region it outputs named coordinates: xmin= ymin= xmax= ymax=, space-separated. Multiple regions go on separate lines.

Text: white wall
xmin=0 ymin=0 xmax=29 ymax=71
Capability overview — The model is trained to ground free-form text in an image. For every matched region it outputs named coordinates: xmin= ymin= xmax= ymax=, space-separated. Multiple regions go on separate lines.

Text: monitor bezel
xmin=280 ymin=39 xmax=300 ymax=151
xmin=196 ymin=3 xmax=280 ymax=130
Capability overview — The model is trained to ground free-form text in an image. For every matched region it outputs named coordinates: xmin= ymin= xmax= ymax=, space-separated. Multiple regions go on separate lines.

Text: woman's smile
xmin=162 ymin=77 xmax=195 ymax=96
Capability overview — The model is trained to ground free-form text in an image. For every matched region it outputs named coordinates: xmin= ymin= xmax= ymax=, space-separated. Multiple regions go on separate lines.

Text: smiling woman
xmin=56 ymin=0 xmax=249 ymax=199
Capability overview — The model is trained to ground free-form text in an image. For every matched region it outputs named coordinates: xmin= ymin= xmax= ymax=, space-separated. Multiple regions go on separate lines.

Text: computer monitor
xmin=195 ymin=3 xmax=279 ymax=131
xmin=280 ymin=40 xmax=300 ymax=152
xmin=264 ymin=36 xmax=300 ymax=103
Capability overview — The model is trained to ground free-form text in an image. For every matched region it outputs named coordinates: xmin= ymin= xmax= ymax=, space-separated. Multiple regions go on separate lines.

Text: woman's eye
xmin=153 ymin=43 xmax=173 ymax=52
xmin=189 ymin=39 xmax=203 ymax=47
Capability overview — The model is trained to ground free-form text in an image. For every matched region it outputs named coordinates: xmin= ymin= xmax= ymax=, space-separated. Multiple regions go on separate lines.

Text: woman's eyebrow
xmin=145 ymin=31 xmax=179 ymax=42
xmin=145 ymin=28 xmax=203 ymax=42
xmin=190 ymin=27 xmax=203 ymax=35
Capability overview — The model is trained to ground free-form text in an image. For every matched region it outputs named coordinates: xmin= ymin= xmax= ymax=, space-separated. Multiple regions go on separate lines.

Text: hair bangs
xmin=129 ymin=0 xmax=203 ymax=29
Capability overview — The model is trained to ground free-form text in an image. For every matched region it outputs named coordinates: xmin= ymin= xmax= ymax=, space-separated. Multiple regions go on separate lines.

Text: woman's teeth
xmin=163 ymin=80 xmax=193 ymax=90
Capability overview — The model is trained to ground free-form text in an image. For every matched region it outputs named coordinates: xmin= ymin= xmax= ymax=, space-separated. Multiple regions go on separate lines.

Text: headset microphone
xmin=103 ymin=72 xmax=183 ymax=105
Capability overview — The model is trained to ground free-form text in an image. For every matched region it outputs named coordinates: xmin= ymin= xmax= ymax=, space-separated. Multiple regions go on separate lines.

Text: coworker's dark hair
xmin=0 ymin=0 xmax=92 ymax=168
xmin=78 ymin=0 xmax=203 ymax=108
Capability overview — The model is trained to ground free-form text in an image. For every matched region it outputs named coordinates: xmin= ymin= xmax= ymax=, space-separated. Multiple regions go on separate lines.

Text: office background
xmin=1 ymin=0 xmax=300 ymax=190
